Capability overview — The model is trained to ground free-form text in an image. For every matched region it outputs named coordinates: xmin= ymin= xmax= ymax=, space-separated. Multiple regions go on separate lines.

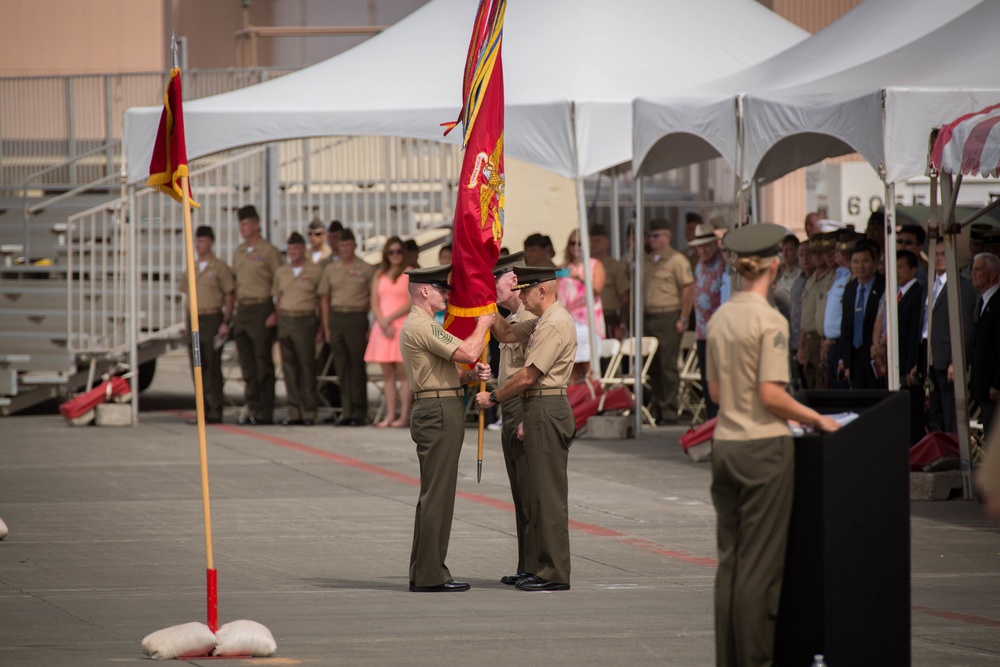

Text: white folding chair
xmin=315 ymin=351 xmax=344 ymax=421
xmin=597 ymin=336 xmax=658 ymax=427
xmin=366 ymin=362 xmax=387 ymax=424
xmin=677 ymin=331 xmax=706 ymax=424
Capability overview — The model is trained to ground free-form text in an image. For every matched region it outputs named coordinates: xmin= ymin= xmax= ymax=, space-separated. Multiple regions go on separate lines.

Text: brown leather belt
xmin=238 ymin=298 xmax=271 ymax=306
xmin=331 ymin=308 xmax=369 ymax=315
xmin=644 ymin=308 xmax=679 ymax=316
xmin=524 ymin=388 xmax=568 ymax=397
xmin=197 ymin=309 xmax=221 ymax=316
xmin=414 ymin=388 xmax=464 ymax=399
xmin=280 ymin=310 xmax=314 ymax=318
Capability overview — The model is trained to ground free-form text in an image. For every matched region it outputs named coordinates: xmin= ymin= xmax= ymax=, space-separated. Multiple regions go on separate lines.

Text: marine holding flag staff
xmin=401 ymin=265 xmax=493 ymax=593
xmin=706 ymin=223 xmax=839 ymax=667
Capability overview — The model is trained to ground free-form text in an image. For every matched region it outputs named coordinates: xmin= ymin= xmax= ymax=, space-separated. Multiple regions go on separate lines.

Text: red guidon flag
xmin=441 ymin=0 xmax=505 ymax=343
xmin=147 ymin=67 xmax=199 ymax=207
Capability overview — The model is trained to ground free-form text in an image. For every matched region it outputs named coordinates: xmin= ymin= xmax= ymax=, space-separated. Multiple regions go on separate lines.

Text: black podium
xmin=774 ymin=390 xmax=911 ymax=667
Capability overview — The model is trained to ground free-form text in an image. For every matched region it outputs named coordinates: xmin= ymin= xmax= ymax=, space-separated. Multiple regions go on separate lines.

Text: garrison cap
xmin=493 ymin=251 xmax=525 ymax=278
xmin=970 ymin=223 xmax=994 ymax=242
xmin=237 ymin=204 xmax=259 ymax=221
xmin=287 ymin=231 xmax=306 ymax=246
xmin=308 ymin=217 xmax=325 ymax=232
xmin=809 ymin=232 xmax=833 ymax=252
xmin=523 ymin=233 xmax=547 ymax=248
xmin=648 ymin=218 xmax=671 ymax=232
xmin=512 ymin=266 xmax=558 ymax=290
xmin=589 ymin=223 xmax=609 ymax=238
xmin=688 ymin=222 xmax=718 ymax=247
xmin=722 ymin=223 xmax=786 ymax=258
xmin=405 ymin=264 xmax=452 ymax=290
xmin=836 ymin=228 xmax=864 ymax=252
xmin=340 ymin=228 xmax=356 ymax=242
xmin=195 ymin=225 xmax=214 ymax=240
xmin=816 ymin=219 xmax=845 ymax=234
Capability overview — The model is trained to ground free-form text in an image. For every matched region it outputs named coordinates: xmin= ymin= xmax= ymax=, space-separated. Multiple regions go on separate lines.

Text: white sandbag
xmin=212 ymin=619 xmax=277 ymax=657
xmin=0 ymin=517 xmax=8 ymax=539
xmin=141 ymin=622 xmax=217 ymax=660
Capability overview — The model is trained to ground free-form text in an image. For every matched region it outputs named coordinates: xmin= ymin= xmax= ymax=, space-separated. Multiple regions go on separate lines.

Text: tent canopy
xmin=632 ymin=0 xmax=984 ymax=177
xmin=124 ymin=0 xmax=805 ymax=183
xmin=930 ymin=102 xmax=1000 ymax=177
xmin=743 ymin=1 xmax=1000 ymax=186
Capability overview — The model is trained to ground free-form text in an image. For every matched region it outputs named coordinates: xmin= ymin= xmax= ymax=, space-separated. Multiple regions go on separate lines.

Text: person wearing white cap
xmin=690 ymin=222 xmax=725 ymax=419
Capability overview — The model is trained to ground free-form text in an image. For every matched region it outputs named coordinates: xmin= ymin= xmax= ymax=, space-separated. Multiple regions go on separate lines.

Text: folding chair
xmin=366 ymin=362 xmax=387 ymax=424
xmin=677 ymin=331 xmax=707 ymax=424
xmin=597 ymin=336 xmax=658 ymax=427
xmin=315 ymin=351 xmax=344 ymax=422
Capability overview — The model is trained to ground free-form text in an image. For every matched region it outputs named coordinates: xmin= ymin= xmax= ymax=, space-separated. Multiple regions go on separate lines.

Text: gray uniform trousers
xmin=329 ymin=311 xmax=370 ymax=421
xmin=187 ymin=312 xmax=225 ymax=421
xmin=278 ymin=313 xmax=318 ymax=421
xmin=522 ymin=394 xmax=575 ymax=584
xmin=409 ymin=396 xmax=465 ymax=587
xmin=233 ymin=302 xmax=277 ymax=420
xmin=711 ymin=436 xmax=794 ymax=667
xmin=645 ymin=310 xmax=682 ymax=421
xmin=500 ymin=396 xmax=534 ymax=574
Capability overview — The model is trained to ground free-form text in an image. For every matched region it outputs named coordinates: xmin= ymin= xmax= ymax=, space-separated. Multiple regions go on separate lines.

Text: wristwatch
xmin=489 ymin=390 xmax=499 ymax=405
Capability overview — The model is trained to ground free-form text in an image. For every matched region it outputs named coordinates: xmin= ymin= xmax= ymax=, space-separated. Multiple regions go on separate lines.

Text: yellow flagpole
xmin=179 ymin=174 xmax=217 ymax=629
xmin=476 ymin=346 xmax=488 ymax=483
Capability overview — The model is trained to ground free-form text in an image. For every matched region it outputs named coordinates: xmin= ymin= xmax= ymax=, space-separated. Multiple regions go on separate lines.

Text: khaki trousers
xmin=711 ymin=436 xmax=794 ymax=667
xmin=522 ymin=394 xmax=575 ymax=583
xmin=409 ymin=396 xmax=465 ymax=587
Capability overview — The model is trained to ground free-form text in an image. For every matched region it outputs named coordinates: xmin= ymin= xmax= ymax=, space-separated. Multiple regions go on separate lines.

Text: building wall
xmin=0 ymin=0 xmax=166 ymax=76
xmin=170 ymin=0 xmax=274 ymax=70
xmin=759 ymin=0 xmax=862 ymax=33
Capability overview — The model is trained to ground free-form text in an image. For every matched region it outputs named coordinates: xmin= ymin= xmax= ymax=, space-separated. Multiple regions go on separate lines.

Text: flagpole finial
xmin=171 ymin=31 xmax=179 ymax=69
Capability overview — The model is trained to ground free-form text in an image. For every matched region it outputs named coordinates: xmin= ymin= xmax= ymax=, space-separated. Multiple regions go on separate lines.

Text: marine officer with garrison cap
xmin=707 ymin=223 xmax=839 ymax=667
xmin=486 ymin=251 xmax=537 ymax=585
xmin=477 ymin=266 xmax=577 ymax=591
xmin=231 ymin=205 xmax=283 ymax=425
xmin=272 ymin=231 xmax=323 ymax=425
xmin=179 ymin=225 xmax=235 ymax=424
xmin=401 ymin=264 xmax=494 ymax=593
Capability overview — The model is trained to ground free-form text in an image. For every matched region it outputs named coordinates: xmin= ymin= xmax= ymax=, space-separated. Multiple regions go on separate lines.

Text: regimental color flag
xmin=147 ymin=67 xmax=199 ymax=207
xmin=441 ymin=0 xmax=506 ymax=343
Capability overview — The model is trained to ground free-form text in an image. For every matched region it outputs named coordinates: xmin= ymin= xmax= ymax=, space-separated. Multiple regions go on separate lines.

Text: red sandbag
xmin=910 ymin=431 xmax=959 ymax=471
xmin=567 ymin=381 xmax=635 ymax=431
xmin=59 ymin=377 xmax=130 ymax=420
xmin=679 ymin=417 xmax=717 ymax=451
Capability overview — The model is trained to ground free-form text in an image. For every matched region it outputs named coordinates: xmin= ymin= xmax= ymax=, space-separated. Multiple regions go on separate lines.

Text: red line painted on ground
xmin=197 ymin=416 xmax=715 ymax=568
xmin=912 ymin=605 xmax=1000 ymax=628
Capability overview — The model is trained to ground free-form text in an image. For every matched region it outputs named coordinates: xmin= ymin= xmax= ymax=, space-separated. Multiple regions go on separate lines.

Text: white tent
xmin=123 ymin=0 xmax=806 ymax=183
xmin=632 ymin=0 xmax=984 ymax=178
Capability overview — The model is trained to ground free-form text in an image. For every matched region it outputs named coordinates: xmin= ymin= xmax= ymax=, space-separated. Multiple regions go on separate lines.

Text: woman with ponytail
xmin=705 ymin=223 xmax=840 ymax=667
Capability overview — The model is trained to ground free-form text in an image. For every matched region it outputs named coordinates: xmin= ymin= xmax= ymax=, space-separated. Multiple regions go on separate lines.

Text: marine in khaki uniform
xmin=273 ymin=232 xmax=323 ymax=425
xmin=179 ymin=225 xmax=235 ymax=424
xmin=706 ymin=223 xmax=839 ymax=667
xmin=400 ymin=264 xmax=493 ymax=593
xmin=231 ymin=205 xmax=283 ymax=425
xmin=797 ymin=233 xmax=833 ymax=389
xmin=488 ymin=252 xmax=537 ymax=585
xmin=477 ymin=266 xmax=577 ymax=591
xmin=319 ymin=228 xmax=376 ymax=426
xmin=642 ymin=218 xmax=694 ymax=425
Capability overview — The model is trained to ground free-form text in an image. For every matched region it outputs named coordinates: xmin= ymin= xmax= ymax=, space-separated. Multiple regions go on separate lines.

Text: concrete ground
xmin=1 ymin=350 xmax=999 ymax=666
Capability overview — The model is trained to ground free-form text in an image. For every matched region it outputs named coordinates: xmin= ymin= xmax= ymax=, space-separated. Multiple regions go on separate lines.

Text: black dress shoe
xmin=500 ymin=572 xmax=532 ymax=586
xmin=515 ymin=576 xmax=570 ymax=592
xmin=322 ymin=415 xmax=339 ymax=424
xmin=239 ymin=416 xmax=273 ymax=426
xmin=343 ymin=418 xmax=364 ymax=426
xmin=411 ymin=579 xmax=471 ymax=593
xmin=282 ymin=418 xmax=304 ymax=426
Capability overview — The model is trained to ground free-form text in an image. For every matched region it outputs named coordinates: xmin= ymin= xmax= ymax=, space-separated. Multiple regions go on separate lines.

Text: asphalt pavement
xmin=1 ymin=350 xmax=999 ymax=666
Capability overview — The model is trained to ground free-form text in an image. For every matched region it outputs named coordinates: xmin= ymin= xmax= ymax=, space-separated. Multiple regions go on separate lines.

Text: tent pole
xmin=575 ymin=176 xmax=601 ymax=381
xmin=884 ymin=182 xmax=900 ymax=391
xmin=128 ymin=183 xmax=139 ymax=423
xmin=610 ymin=168 xmax=621 ymax=259
xmin=941 ymin=173 xmax=974 ymax=498
xmin=632 ymin=176 xmax=644 ymax=437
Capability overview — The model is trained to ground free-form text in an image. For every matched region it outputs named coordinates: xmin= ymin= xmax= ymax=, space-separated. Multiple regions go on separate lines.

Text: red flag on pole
xmin=441 ymin=0 xmax=506 ymax=342
xmin=147 ymin=67 xmax=199 ymax=207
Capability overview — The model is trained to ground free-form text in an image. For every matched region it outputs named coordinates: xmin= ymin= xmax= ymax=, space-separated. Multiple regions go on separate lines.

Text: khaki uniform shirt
xmin=179 ymin=255 xmax=235 ymax=312
xmin=400 ymin=306 xmax=462 ymax=392
xmin=812 ymin=269 xmax=836 ymax=336
xmin=799 ymin=268 xmax=828 ymax=335
xmin=520 ymin=303 xmax=576 ymax=390
xmin=643 ymin=249 xmax=694 ymax=312
xmin=232 ymin=239 xmax=283 ymax=301
xmin=318 ymin=257 xmax=376 ymax=312
xmin=706 ymin=292 xmax=792 ymax=441
xmin=272 ymin=263 xmax=323 ymax=313
xmin=499 ymin=305 xmax=536 ymax=385
xmin=310 ymin=245 xmax=333 ymax=265
xmin=599 ymin=255 xmax=629 ymax=315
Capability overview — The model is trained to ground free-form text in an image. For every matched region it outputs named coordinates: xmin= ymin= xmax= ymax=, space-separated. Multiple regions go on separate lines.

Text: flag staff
xmin=476 ymin=347 xmax=488 ymax=482
xmin=169 ymin=33 xmax=218 ymax=632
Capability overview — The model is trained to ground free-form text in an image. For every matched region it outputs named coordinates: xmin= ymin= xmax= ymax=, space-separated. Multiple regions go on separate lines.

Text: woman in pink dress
xmin=557 ymin=230 xmax=605 ymax=384
xmin=365 ymin=236 xmax=412 ymax=427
